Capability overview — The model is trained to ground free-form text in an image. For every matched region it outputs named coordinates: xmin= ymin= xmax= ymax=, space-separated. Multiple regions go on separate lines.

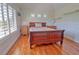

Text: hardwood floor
xmin=7 ymin=35 xmax=79 ymax=55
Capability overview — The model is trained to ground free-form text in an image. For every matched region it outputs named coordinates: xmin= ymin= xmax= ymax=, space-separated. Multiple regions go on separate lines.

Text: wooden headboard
xmin=29 ymin=22 xmax=46 ymax=27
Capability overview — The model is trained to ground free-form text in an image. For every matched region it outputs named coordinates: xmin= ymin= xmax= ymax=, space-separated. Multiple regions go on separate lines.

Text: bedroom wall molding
xmin=55 ymin=9 xmax=79 ymax=20
xmin=64 ymin=35 xmax=79 ymax=44
xmin=63 ymin=9 xmax=79 ymax=15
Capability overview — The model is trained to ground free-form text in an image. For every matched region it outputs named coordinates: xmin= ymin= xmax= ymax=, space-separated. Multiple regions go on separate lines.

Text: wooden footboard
xmin=30 ymin=30 xmax=64 ymax=48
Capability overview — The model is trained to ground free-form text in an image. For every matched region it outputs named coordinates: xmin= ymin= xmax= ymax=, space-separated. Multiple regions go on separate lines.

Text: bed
xmin=29 ymin=22 xmax=64 ymax=48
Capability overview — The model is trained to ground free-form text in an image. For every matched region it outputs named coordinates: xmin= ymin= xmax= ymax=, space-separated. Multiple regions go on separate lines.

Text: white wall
xmin=20 ymin=4 xmax=55 ymax=26
xmin=55 ymin=4 xmax=79 ymax=43
xmin=21 ymin=11 xmax=55 ymax=26
xmin=0 ymin=4 xmax=22 ymax=54
xmin=22 ymin=15 xmax=55 ymax=26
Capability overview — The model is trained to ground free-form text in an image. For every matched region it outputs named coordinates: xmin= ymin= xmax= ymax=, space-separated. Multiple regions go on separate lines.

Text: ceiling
xmin=13 ymin=3 xmax=66 ymax=11
xmin=11 ymin=3 xmax=66 ymax=17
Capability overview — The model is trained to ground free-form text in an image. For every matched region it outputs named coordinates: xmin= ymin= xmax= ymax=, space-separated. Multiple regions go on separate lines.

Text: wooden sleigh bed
xmin=29 ymin=22 xmax=64 ymax=48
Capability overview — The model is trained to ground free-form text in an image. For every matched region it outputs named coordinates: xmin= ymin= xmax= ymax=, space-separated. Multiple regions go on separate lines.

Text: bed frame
xmin=29 ymin=22 xmax=64 ymax=48
xmin=29 ymin=22 xmax=46 ymax=27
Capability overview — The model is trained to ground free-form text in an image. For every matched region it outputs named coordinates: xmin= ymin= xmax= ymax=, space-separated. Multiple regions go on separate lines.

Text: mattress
xmin=29 ymin=27 xmax=58 ymax=32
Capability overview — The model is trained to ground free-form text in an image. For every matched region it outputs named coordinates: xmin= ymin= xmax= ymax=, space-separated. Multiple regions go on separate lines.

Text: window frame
xmin=0 ymin=3 xmax=17 ymax=39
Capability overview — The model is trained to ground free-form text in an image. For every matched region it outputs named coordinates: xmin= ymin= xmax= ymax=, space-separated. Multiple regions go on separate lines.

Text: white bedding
xmin=29 ymin=27 xmax=58 ymax=32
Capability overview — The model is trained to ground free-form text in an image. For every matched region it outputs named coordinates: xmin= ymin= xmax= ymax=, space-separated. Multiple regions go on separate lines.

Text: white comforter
xmin=29 ymin=27 xmax=58 ymax=32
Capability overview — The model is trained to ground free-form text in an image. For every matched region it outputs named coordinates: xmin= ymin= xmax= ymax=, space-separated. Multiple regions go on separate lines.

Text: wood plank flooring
xmin=7 ymin=35 xmax=79 ymax=55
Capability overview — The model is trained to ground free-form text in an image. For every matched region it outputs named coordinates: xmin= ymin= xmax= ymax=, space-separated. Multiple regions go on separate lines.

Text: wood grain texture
xmin=7 ymin=35 xmax=79 ymax=55
xmin=30 ymin=29 xmax=64 ymax=48
xmin=47 ymin=26 xmax=57 ymax=29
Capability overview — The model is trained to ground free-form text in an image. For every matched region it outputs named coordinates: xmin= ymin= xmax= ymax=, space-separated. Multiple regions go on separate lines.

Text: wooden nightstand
xmin=20 ymin=25 xmax=28 ymax=36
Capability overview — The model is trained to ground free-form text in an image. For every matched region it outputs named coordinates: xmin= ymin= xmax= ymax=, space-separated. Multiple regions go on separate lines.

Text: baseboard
xmin=64 ymin=35 xmax=79 ymax=44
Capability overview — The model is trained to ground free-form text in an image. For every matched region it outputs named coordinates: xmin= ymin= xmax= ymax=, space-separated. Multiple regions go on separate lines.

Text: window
xmin=8 ymin=5 xmax=17 ymax=33
xmin=0 ymin=4 xmax=5 ymax=38
xmin=13 ymin=9 xmax=17 ymax=31
xmin=3 ymin=3 xmax=9 ymax=35
xmin=0 ymin=3 xmax=17 ymax=39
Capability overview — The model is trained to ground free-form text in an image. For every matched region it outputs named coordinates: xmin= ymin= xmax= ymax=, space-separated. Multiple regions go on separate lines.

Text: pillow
xmin=35 ymin=23 xmax=41 ymax=27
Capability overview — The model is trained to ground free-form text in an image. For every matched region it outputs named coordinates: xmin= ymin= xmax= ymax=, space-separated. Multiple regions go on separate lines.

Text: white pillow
xmin=35 ymin=23 xmax=41 ymax=27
